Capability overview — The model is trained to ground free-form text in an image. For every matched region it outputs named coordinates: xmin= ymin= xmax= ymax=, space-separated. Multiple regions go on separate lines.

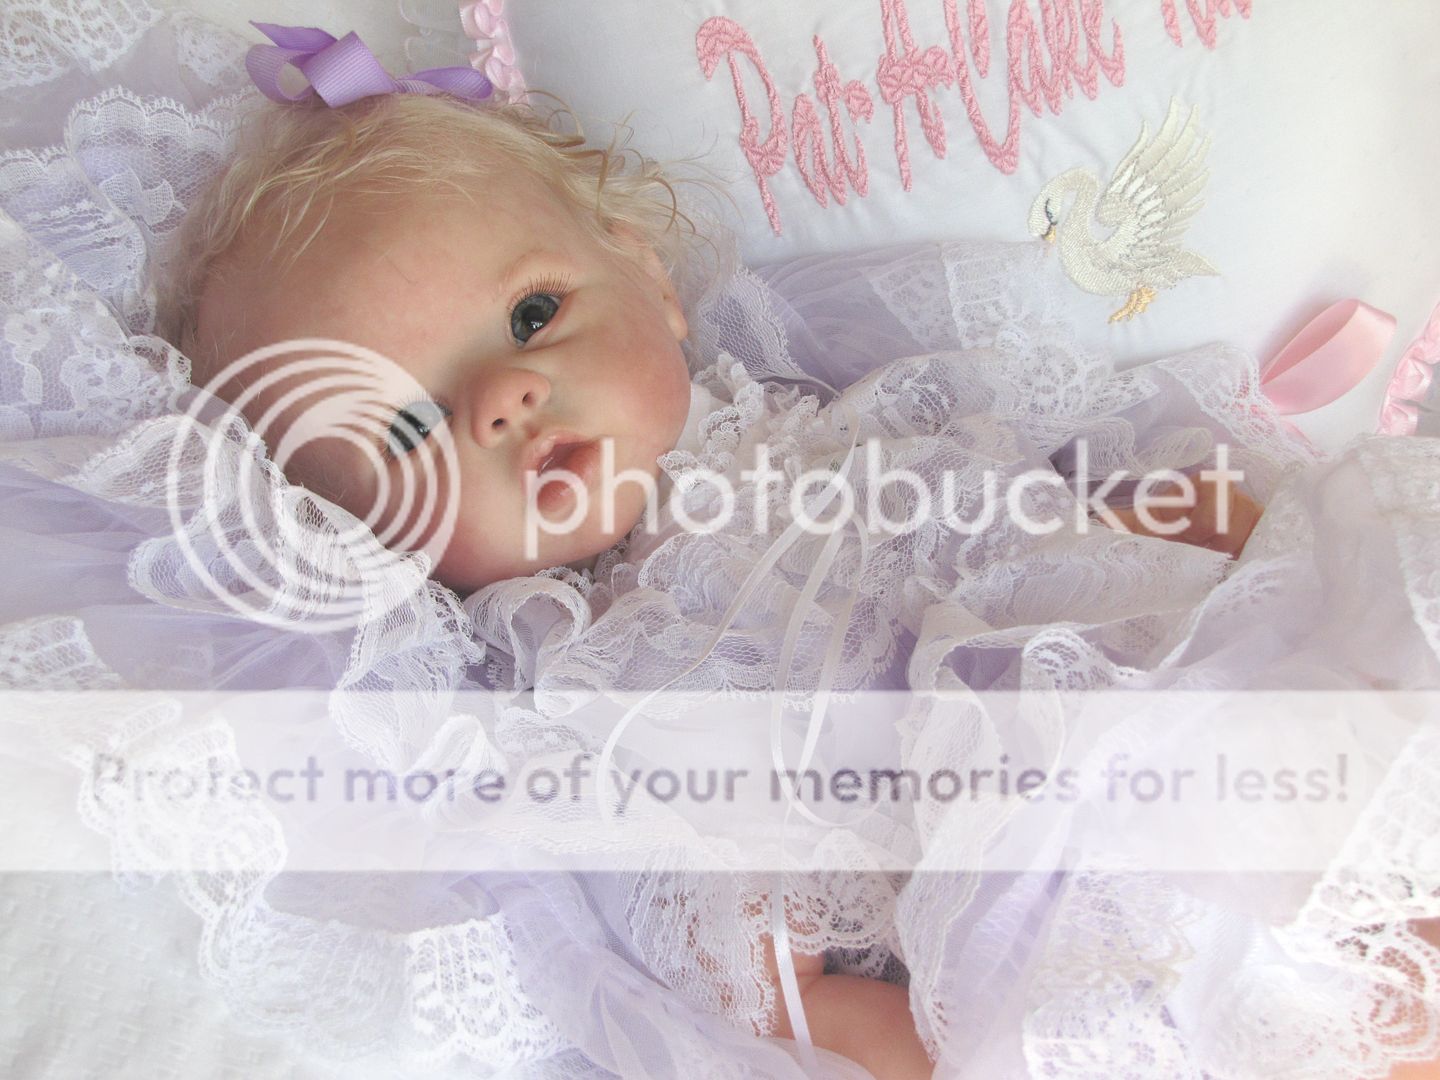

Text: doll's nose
xmin=469 ymin=367 xmax=551 ymax=448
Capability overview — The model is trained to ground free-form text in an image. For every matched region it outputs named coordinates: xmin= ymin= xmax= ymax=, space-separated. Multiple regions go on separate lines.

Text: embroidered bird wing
xmin=1095 ymin=101 xmax=1216 ymax=282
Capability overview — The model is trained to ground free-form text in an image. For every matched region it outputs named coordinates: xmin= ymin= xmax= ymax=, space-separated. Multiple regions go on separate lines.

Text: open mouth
xmin=524 ymin=434 xmax=603 ymax=515
xmin=535 ymin=438 xmax=591 ymax=477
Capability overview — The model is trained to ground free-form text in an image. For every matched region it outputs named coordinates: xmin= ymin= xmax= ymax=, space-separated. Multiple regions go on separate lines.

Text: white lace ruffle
xmin=463 ymin=245 xmax=1440 ymax=1072
xmin=1 ymin=0 xmax=161 ymax=91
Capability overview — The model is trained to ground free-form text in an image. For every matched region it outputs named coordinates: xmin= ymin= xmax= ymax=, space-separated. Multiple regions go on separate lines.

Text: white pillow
xmin=486 ymin=0 xmax=1440 ymax=446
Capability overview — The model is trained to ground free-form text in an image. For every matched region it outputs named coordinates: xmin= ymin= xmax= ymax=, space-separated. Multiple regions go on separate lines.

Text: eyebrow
xmin=493 ymin=249 xmax=574 ymax=305
xmin=494 ymin=250 xmax=543 ymax=304
xmin=396 ymin=248 xmax=573 ymax=403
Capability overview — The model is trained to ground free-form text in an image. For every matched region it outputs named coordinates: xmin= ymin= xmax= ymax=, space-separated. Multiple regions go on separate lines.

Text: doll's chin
xmin=431 ymin=531 xmax=622 ymax=593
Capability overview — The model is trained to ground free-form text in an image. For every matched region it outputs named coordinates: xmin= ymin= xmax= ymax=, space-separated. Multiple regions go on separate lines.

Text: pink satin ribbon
xmin=1260 ymin=299 xmax=1397 ymax=416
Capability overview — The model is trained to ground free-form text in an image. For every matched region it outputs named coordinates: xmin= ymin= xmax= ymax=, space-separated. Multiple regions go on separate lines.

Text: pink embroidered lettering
xmin=696 ymin=17 xmax=789 ymax=233
xmin=945 ymin=0 xmax=1124 ymax=174
xmin=1162 ymin=0 xmax=1253 ymax=48
xmin=694 ymin=2 xmax=1252 ymax=230
xmin=876 ymin=0 xmax=955 ymax=191
xmin=794 ymin=36 xmax=875 ymax=208
xmin=792 ymin=96 xmax=829 ymax=206
xmin=964 ymin=0 xmax=991 ymax=76
xmin=1013 ymin=0 xmax=1061 ymax=113
xmin=1075 ymin=0 xmax=1125 ymax=93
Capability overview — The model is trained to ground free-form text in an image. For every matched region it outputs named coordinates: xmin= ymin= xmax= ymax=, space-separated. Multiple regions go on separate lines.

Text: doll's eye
xmin=384 ymin=398 xmax=451 ymax=458
xmin=510 ymin=292 xmax=562 ymax=344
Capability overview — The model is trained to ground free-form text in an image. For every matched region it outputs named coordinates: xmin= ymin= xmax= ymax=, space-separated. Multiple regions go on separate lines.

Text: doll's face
xmin=190 ymin=167 xmax=692 ymax=592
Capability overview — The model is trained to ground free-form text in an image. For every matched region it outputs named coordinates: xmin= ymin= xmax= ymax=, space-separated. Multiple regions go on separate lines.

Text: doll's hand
xmin=1106 ymin=476 xmax=1263 ymax=558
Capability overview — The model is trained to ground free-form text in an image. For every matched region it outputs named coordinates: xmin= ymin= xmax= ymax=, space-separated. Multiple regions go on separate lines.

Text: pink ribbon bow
xmin=246 ymin=21 xmax=493 ymax=108
xmin=1260 ymin=298 xmax=1437 ymax=436
xmin=1260 ymin=299 xmax=1396 ymax=416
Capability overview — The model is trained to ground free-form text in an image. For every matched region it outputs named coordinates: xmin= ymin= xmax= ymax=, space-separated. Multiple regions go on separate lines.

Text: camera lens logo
xmin=168 ymin=339 xmax=460 ymax=632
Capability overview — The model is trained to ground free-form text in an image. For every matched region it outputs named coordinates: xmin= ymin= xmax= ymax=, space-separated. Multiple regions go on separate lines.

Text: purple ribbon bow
xmin=246 ymin=21 xmax=493 ymax=108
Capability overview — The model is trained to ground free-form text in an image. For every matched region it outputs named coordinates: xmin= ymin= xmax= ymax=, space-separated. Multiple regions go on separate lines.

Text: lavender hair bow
xmin=246 ymin=21 xmax=493 ymax=108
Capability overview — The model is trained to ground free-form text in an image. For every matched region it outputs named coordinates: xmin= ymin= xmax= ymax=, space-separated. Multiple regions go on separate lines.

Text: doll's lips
xmin=522 ymin=433 xmax=602 ymax=515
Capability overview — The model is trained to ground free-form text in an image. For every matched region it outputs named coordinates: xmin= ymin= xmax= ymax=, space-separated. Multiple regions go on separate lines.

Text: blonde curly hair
xmin=160 ymin=91 xmax=706 ymax=362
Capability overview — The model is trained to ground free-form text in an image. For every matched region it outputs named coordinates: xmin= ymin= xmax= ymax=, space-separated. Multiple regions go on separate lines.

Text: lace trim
xmin=0 ymin=0 xmax=161 ymax=90
xmin=459 ymin=1 xmax=526 ymax=101
xmin=1380 ymin=300 xmax=1440 ymax=437
xmin=0 ymin=613 xmax=566 ymax=1067
xmin=1282 ymin=724 xmax=1440 ymax=1077
xmin=5 ymin=61 xmax=1440 ymax=1076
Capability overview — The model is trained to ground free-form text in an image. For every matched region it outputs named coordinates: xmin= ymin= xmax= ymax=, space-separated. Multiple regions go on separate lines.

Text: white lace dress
xmin=1 ymin=7 xmax=1437 ymax=1080
xmin=467 ymin=246 xmax=1440 ymax=1076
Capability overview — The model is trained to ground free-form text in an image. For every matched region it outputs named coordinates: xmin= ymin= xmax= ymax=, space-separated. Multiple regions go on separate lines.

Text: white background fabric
xmin=499 ymin=0 xmax=1440 ymax=451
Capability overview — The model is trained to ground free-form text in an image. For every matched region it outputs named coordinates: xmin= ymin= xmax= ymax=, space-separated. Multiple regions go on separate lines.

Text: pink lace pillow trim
xmin=1380 ymin=303 xmax=1440 ymax=436
xmin=460 ymin=0 xmax=525 ymax=100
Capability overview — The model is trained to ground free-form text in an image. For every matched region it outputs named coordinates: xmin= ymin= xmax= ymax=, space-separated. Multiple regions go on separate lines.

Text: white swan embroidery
xmin=1029 ymin=100 xmax=1218 ymax=322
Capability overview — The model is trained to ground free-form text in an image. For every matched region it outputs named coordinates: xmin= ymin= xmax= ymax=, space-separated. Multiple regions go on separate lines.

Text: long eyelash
xmin=378 ymin=394 xmax=453 ymax=461
xmin=506 ymin=272 xmax=574 ymax=319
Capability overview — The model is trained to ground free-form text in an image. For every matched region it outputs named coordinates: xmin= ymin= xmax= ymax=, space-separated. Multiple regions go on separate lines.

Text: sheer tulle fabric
xmin=2 ymin=8 xmax=1438 ymax=1079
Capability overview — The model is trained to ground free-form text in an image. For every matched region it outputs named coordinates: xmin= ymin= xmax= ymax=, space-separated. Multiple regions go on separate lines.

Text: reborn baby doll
xmin=158 ymin=23 xmax=1438 ymax=1080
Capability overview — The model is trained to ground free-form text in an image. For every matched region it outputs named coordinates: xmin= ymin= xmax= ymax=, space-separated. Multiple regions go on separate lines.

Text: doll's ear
xmin=610 ymin=224 xmax=688 ymax=343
